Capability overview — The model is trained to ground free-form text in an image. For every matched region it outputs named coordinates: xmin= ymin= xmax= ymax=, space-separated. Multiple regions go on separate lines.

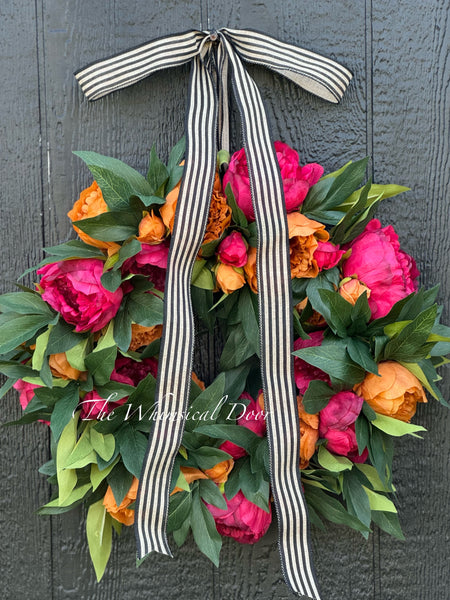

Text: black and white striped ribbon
xmin=75 ymin=28 xmax=351 ymax=599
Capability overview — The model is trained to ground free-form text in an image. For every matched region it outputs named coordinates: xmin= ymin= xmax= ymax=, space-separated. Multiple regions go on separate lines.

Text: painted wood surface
xmin=0 ymin=1 xmax=448 ymax=598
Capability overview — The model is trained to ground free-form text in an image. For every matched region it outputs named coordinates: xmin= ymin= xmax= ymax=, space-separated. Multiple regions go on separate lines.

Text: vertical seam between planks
xmin=365 ymin=2 xmax=380 ymax=600
xmin=34 ymin=1 xmax=53 ymax=599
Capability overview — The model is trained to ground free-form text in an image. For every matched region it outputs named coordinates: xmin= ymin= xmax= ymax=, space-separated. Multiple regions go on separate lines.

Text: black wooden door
xmin=1 ymin=1 xmax=448 ymax=599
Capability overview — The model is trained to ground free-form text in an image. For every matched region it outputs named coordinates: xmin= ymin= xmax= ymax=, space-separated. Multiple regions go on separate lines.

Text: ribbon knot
xmin=75 ymin=28 xmax=351 ymax=600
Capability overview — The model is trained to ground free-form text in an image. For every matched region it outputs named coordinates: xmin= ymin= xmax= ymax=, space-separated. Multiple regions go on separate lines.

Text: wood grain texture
xmin=0 ymin=2 xmax=53 ymax=599
xmin=371 ymin=2 xmax=450 ymax=599
xmin=0 ymin=0 xmax=448 ymax=598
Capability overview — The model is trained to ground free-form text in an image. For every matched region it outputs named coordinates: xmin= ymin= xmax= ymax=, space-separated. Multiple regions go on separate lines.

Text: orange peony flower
xmin=103 ymin=477 xmax=139 ymax=526
xmin=244 ymin=246 xmax=258 ymax=293
xmin=339 ymin=278 xmax=371 ymax=305
xmin=216 ymin=263 xmax=245 ymax=294
xmin=202 ymin=173 xmax=232 ymax=247
xmin=67 ymin=181 xmax=120 ymax=256
xmin=287 ymin=212 xmax=329 ymax=279
xmin=128 ymin=324 xmax=163 ymax=351
xmin=204 ymin=459 xmax=234 ymax=484
xmin=48 ymin=352 xmax=86 ymax=380
xmin=137 ymin=211 xmax=166 ymax=244
xmin=160 ymin=170 xmax=231 ymax=247
xmin=297 ymin=397 xmax=319 ymax=469
xmin=171 ymin=466 xmax=209 ymax=495
xmin=354 ymin=361 xmax=427 ymax=422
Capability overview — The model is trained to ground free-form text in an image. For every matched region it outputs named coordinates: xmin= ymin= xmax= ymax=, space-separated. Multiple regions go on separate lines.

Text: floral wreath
xmin=1 ymin=138 xmax=449 ymax=580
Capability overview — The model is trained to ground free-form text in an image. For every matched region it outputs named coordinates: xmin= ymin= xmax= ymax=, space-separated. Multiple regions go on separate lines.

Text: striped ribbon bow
xmin=76 ymin=28 xmax=351 ymax=599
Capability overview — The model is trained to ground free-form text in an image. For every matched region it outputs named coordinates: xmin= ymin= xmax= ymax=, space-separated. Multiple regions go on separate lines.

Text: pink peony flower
xmin=38 ymin=259 xmax=123 ymax=333
xmin=223 ymin=141 xmax=324 ymax=221
xmin=217 ymin=231 xmax=248 ymax=267
xmin=13 ymin=380 xmax=49 ymax=425
xmin=206 ymin=491 xmax=272 ymax=543
xmin=342 ymin=219 xmax=420 ymax=319
xmin=13 ymin=380 xmax=41 ymax=410
xmin=293 ymin=331 xmax=331 ymax=394
xmin=314 ymin=241 xmax=345 ymax=271
xmin=220 ymin=392 xmax=267 ymax=459
xmin=122 ymin=241 xmax=169 ymax=291
xmin=111 ymin=356 xmax=158 ymax=386
xmin=319 ymin=391 xmax=367 ymax=462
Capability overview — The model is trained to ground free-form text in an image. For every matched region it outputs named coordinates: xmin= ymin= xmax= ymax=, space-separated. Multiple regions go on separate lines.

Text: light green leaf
xmin=371 ymin=413 xmax=427 ymax=437
xmin=32 ymin=327 xmax=52 ymax=371
xmin=318 ymin=445 xmax=353 ymax=472
xmin=363 ymin=487 xmax=397 ymax=513
xmin=355 ymin=464 xmax=394 ymax=492
xmin=41 ymin=483 xmax=92 ymax=509
xmin=86 ymin=499 xmax=113 ymax=581
xmin=90 ymin=428 xmax=116 ymax=462
xmin=90 ymin=460 xmax=118 ymax=491
xmin=56 ymin=412 xmax=79 ymax=504
xmin=66 ymin=337 xmax=90 ymax=371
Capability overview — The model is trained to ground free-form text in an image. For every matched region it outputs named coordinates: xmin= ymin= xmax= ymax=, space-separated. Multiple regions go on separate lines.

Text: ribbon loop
xmin=75 ymin=29 xmax=351 ymax=600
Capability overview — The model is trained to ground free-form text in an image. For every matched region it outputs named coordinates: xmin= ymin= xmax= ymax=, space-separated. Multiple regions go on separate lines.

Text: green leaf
xmin=302 ymin=380 xmax=335 ymax=414
xmin=147 ymin=145 xmax=169 ymax=195
xmin=301 ymin=178 xmax=334 ymax=216
xmin=46 ymin=319 xmax=89 ymax=355
xmin=323 ymin=157 xmax=369 ymax=209
xmin=0 ymin=292 xmax=54 ymax=316
xmin=32 ymin=327 xmax=51 ymax=372
xmin=167 ymin=137 xmax=186 ymax=172
xmin=363 ymin=487 xmax=397 ymax=513
xmin=107 ymin=462 xmax=135 ymax=505
xmin=185 ymin=373 xmax=226 ymax=432
xmin=73 ymin=211 xmax=140 ymax=241
xmin=50 ymin=384 xmax=81 ymax=442
xmin=190 ymin=488 xmax=222 ymax=567
xmin=199 ymin=479 xmax=227 ymax=510
xmin=191 ymin=262 xmax=215 ymax=290
xmin=86 ymin=499 xmax=113 ymax=581
xmin=74 ymin=150 xmax=153 ymax=211
xmin=91 ymin=461 xmax=117 ymax=491
xmin=172 ymin=516 xmax=191 ymax=547
xmin=44 ymin=240 xmax=106 ymax=259
xmin=65 ymin=336 xmax=91 ymax=372
xmin=346 ymin=338 xmax=378 ymax=375
xmin=293 ymin=338 xmax=365 ymax=386
xmin=355 ymin=414 xmax=370 ymax=455
xmin=371 ymin=413 xmax=427 ymax=437
xmin=238 ymin=459 xmax=270 ymax=512
xmin=127 ymin=291 xmax=164 ymax=327
xmin=237 ymin=287 xmax=259 ymax=356
xmin=338 ymin=183 xmax=409 ymax=211
xmin=304 ymin=486 xmax=369 ymax=533
xmin=318 ymin=445 xmax=353 ymax=472
xmin=113 ymin=301 xmax=133 ymax=352
xmin=383 ymin=305 xmax=438 ymax=361
xmin=368 ymin=427 xmax=393 ymax=487
xmin=56 ymin=412 xmax=79 ymax=504
xmin=0 ymin=360 xmax=38 ymax=380
xmin=219 ymin=325 xmax=255 ymax=370
xmin=115 ymin=425 xmax=148 ymax=478
xmin=224 ymin=183 xmax=248 ymax=227
xmin=85 ymin=346 xmax=117 ymax=386
xmin=167 ymin=491 xmax=192 ymax=532
xmin=355 ymin=464 xmax=393 ymax=492
xmin=40 ymin=483 xmax=92 ymax=511
xmin=342 ymin=470 xmax=372 ymax=532
xmin=90 ymin=428 xmax=115 ymax=462
xmin=371 ymin=510 xmax=405 ymax=540
xmin=190 ymin=447 xmax=232 ymax=470
xmin=0 ymin=313 xmax=57 ymax=354
xmin=193 ymin=424 xmax=261 ymax=454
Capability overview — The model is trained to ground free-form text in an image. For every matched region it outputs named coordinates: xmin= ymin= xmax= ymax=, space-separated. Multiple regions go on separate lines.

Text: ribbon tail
xmin=134 ymin=54 xmax=218 ymax=560
xmin=224 ymin=27 xmax=352 ymax=104
xmin=221 ymin=32 xmax=321 ymax=600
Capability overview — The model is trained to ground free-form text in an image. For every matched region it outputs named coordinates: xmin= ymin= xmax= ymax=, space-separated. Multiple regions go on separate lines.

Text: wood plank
xmin=371 ymin=1 xmax=450 ymax=598
xmin=0 ymin=1 xmax=53 ymax=598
